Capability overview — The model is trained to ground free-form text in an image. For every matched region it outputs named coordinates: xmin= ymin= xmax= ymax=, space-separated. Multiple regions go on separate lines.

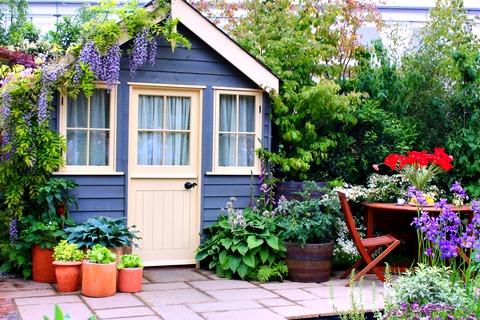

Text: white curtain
xmin=218 ymin=94 xmax=255 ymax=167
xmin=218 ymin=95 xmax=236 ymax=166
xmin=137 ymin=95 xmax=164 ymax=165
xmin=137 ymin=95 xmax=190 ymax=166
xmin=66 ymin=89 xmax=109 ymax=166
xmin=165 ymin=97 xmax=190 ymax=165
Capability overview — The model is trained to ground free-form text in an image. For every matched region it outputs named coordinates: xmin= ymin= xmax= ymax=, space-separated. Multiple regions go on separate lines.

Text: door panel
xmin=128 ymin=86 xmax=201 ymax=266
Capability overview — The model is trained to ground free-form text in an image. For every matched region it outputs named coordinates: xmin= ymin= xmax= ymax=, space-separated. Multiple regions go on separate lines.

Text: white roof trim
xmin=171 ymin=0 xmax=279 ymax=93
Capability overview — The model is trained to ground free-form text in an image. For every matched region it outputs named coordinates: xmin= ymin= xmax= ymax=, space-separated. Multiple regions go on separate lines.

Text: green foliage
xmin=0 ymin=0 xmax=40 ymax=49
xmin=52 ymin=240 xmax=84 ymax=262
xmin=36 ymin=178 xmax=78 ymax=219
xmin=64 ymin=217 xmax=140 ymax=250
xmin=195 ymin=198 xmax=287 ymax=281
xmin=43 ymin=304 xmax=96 ymax=320
xmin=383 ymin=264 xmax=472 ymax=311
xmin=85 ymin=244 xmax=117 ymax=264
xmin=276 ymin=182 xmax=340 ymax=247
xmin=117 ymin=253 xmax=143 ymax=270
xmin=21 ymin=212 xmax=74 ymax=250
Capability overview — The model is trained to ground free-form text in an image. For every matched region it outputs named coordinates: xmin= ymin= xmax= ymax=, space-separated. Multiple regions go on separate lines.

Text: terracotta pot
xmin=53 ymin=261 xmax=82 ymax=292
xmin=118 ymin=267 xmax=143 ymax=293
xmin=32 ymin=245 xmax=56 ymax=283
xmin=81 ymin=260 xmax=117 ymax=297
xmin=285 ymin=241 xmax=334 ymax=283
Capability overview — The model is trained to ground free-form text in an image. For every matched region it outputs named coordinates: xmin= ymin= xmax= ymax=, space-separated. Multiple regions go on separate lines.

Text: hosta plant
xmin=195 ymin=197 xmax=287 ymax=281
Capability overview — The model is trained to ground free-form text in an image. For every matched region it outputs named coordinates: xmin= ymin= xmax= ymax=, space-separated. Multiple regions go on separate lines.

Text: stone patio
xmin=0 ymin=266 xmax=386 ymax=320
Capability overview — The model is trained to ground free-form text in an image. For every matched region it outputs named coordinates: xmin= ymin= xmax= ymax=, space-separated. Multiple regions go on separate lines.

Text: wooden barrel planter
xmin=276 ymin=181 xmax=328 ymax=202
xmin=285 ymin=241 xmax=334 ymax=283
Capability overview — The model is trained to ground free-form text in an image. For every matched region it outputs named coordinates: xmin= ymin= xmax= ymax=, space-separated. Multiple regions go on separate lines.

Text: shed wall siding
xmin=59 ymin=24 xmax=272 ymax=227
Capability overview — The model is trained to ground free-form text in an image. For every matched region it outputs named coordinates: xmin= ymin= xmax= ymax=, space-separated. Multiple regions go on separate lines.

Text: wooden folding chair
xmin=337 ymin=191 xmax=401 ymax=286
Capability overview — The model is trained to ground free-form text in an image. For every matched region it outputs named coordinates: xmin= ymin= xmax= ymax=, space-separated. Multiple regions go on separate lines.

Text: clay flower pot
xmin=53 ymin=261 xmax=82 ymax=292
xmin=32 ymin=245 xmax=56 ymax=283
xmin=82 ymin=261 xmax=117 ymax=297
xmin=118 ymin=267 xmax=143 ymax=293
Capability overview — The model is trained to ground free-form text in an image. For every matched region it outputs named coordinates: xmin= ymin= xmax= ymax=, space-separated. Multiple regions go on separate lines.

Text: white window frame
xmin=58 ymin=83 xmax=117 ymax=174
xmin=212 ymin=87 xmax=262 ymax=175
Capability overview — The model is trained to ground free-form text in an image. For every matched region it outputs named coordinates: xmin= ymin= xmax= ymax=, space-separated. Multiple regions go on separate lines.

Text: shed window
xmin=213 ymin=89 xmax=262 ymax=174
xmin=59 ymin=84 xmax=116 ymax=173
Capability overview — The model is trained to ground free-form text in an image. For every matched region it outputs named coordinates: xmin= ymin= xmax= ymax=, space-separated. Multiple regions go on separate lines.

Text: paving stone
xmin=206 ymin=288 xmax=278 ymax=301
xmin=189 ymin=300 xmax=262 ymax=313
xmin=0 ymin=297 xmax=17 ymax=320
xmin=17 ymin=302 xmax=94 ymax=320
xmin=95 ymin=306 xmax=156 ymax=319
xmin=15 ymin=295 xmax=82 ymax=306
xmin=258 ymin=281 xmax=320 ymax=290
xmin=2 ymin=289 xmax=57 ymax=299
xmin=202 ymin=308 xmax=286 ymax=320
xmin=140 ymin=282 xmax=190 ymax=291
xmin=82 ymin=293 xmax=144 ymax=310
xmin=143 ymin=267 xmax=209 ymax=283
xmin=258 ymin=298 xmax=297 ymax=307
xmin=270 ymin=305 xmax=319 ymax=319
xmin=188 ymin=279 xmax=256 ymax=291
xmin=152 ymin=305 xmax=203 ymax=320
xmin=105 ymin=317 xmax=162 ymax=320
xmin=0 ymin=279 xmax=52 ymax=291
xmin=136 ymin=289 xmax=215 ymax=307
xmin=273 ymin=289 xmax=319 ymax=301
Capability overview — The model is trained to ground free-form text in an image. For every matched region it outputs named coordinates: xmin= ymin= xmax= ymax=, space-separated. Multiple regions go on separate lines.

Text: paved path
xmin=0 ymin=266 xmax=385 ymax=320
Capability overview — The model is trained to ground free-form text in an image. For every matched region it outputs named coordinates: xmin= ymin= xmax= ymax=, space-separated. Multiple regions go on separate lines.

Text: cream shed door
xmin=128 ymin=86 xmax=202 ymax=266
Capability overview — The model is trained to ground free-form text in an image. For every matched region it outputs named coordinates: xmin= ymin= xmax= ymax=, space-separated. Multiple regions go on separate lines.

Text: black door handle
xmin=184 ymin=182 xmax=197 ymax=190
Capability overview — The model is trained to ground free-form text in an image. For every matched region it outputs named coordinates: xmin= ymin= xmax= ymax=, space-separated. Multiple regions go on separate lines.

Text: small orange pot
xmin=53 ymin=261 xmax=82 ymax=292
xmin=32 ymin=245 xmax=56 ymax=283
xmin=82 ymin=260 xmax=117 ymax=297
xmin=118 ymin=267 xmax=143 ymax=293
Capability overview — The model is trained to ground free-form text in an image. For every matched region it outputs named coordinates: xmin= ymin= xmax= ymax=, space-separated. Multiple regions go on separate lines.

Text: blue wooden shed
xmin=52 ymin=0 xmax=279 ymax=266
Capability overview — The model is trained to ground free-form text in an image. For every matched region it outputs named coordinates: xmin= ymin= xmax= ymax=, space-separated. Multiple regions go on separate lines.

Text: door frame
xmin=126 ymin=82 xmax=205 ymax=266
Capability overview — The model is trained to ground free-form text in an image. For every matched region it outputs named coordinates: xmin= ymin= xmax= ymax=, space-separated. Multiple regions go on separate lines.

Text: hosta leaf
xmin=237 ymin=263 xmax=249 ymax=279
xmin=242 ymin=252 xmax=255 ymax=268
xmin=266 ymin=235 xmax=279 ymax=250
xmin=247 ymin=235 xmax=263 ymax=249
xmin=259 ymin=247 xmax=269 ymax=263
xmin=237 ymin=243 xmax=249 ymax=255
xmin=229 ymin=255 xmax=241 ymax=272
xmin=221 ymin=238 xmax=233 ymax=249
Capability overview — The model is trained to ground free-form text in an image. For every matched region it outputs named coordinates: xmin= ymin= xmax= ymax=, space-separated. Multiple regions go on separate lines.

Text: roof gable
xmin=171 ymin=0 xmax=279 ymax=93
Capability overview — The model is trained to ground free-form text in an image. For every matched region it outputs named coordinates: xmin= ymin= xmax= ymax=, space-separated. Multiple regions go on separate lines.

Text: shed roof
xmin=171 ymin=0 xmax=279 ymax=93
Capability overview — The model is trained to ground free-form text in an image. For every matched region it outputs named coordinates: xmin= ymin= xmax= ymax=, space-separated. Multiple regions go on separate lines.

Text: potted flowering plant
xmin=381 ymin=148 xmax=453 ymax=192
xmin=82 ymin=244 xmax=117 ymax=297
xmin=276 ymin=182 xmax=340 ymax=282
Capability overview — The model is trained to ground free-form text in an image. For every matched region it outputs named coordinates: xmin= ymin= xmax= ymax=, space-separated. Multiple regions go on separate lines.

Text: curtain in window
xmin=165 ymin=97 xmax=190 ymax=165
xmin=66 ymin=89 xmax=109 ymax=166
xmin=137 ymin=95 xmax=190 ymax=166
xmin=137 ymin=95 xmax=164 ymax=165
xmin=218 ymin=94 xmax=255 ymax=167
xmin=219 ymin=95 xmax=236 ymax=166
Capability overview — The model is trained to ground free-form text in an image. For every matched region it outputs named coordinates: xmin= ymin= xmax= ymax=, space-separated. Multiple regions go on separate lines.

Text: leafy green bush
xmin=52 ymin=240 xmax=84 ymax=262
xmin=86 ymin=244 xmax=116 ymax=264
xmin=195 ymin=197 xmax=287 ymax=281
xmin=117 ymin=254 xmax=143 ymax=270
xmin=64 ymin=217 xmax=140 ymax=250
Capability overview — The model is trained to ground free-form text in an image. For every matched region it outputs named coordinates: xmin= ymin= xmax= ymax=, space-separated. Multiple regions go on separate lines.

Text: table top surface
xmin=361 ymin=202 xmax=472 ymax=212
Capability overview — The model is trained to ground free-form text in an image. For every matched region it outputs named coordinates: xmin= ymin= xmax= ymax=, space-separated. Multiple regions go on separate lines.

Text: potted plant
xmin=276 ymin=182 xmax=339 ymax=283
xmin=64 ymin=217 xmax=140 ymax=257
xmin=117 ymin=254 xmax=144 ymax=293
xmin=21 ymin=212 xmax=74 ymax=283
xmin=52 ymin=240 xmax=84 ymax=292
xmin=82 ymin=244 xmax=117 ymax=297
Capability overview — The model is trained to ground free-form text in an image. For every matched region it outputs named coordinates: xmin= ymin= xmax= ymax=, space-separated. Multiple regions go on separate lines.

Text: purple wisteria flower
xmin=9 ymin=216 xmax=18 ymax=242
xmin=130 ymin=28 xmax=157 ymax=77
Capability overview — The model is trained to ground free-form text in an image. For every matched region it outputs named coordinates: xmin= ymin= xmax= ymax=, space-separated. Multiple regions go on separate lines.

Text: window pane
xmin=166 ymin=97 xmax=191 ymax=130
xmin=66 ymin=130 xmax=87 ymax=165
xmin=165 ymin=132 xmax=189 ymax=165
xmin=89 ymin=130 xmax=109 ymax=166
xmin=238 ymin=134 xmax=255 ymax=166
xmin=138 ymin=95 xmax=164 ymax=130
xmin=90 ymin=89 xmax=110 ymax=129
xmin=238 ymin=96 xmax=255 ymax=132
xmin=138 ymin=132 xmax=163 ymax=165
xmin=218 ymin=133 xmax=236 ymax=166
xmin=67 ymin=92 xmax=88 ymax=128
xmin=219 ymin=95 xmax=236 ymax=132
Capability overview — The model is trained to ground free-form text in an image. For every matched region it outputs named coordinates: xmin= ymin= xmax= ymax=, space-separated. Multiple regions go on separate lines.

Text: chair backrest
xmin=337 ymin=191 xmax=363 ymax=247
